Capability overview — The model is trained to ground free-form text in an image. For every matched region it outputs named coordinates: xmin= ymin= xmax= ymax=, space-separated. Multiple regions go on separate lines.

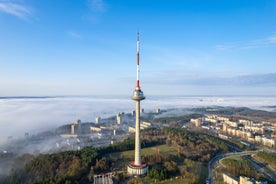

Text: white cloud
xmin=0 ymin=1 xmax=32 ymax=20
xmin=144 ymin=44 xmax=213 ymax=70
xmin=216 ymin=35 xmax=276 ymax=51
xmin=268 ymin=36 xmax=276 ymax=43
xmin=88 ymin=0 xmax=106 ymax=12
xmin=67 ymin=31 xmax=82 ymax=39
xmin=147 ymin=71 xmax=276 ymax=86
xmin=83 ymin=0 xmax=107 ymax=23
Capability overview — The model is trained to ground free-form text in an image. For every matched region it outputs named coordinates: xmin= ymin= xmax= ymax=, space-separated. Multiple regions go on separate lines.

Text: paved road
xmin=245 ymin=156 xmax=276 ymax=183
xmin=208 ymin=150 xmax=258 ymax=184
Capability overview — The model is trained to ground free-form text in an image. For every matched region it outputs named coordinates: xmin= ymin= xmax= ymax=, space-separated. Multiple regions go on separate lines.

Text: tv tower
xmin=127 ymin=32 xmax=148 ymax=175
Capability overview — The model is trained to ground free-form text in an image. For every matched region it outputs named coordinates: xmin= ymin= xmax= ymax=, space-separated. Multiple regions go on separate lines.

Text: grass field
xmin=220 ymin=156 xmax=243 ymax=167
xmin=198 ymin=163 xmax=208 ymax=183
xmin=104 ymin=144 xmax=177 ymax=169
xmin=120 ymin=144 xmax=177 ymax=158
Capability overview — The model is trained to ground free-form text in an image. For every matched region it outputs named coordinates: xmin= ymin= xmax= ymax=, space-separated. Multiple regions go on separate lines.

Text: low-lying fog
xmin=0 ymin=95 xmax=276 ymax=145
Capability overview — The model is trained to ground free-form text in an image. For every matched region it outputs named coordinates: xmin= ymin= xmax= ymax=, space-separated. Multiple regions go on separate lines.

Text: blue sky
xmin=0 ymin=0 xmax=276 ymax=96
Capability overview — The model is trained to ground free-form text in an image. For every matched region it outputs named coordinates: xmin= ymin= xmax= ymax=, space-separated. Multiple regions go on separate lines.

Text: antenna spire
xmin=136 ymin=31 xmax=140 ymax=91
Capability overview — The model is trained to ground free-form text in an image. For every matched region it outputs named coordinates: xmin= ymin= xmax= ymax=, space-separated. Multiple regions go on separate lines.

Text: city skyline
xmin=1 ymin=0 xmax=276 ymax=96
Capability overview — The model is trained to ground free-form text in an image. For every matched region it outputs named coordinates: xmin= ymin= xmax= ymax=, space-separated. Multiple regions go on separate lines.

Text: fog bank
xmin=0 ymin=96 xmax=275 ymax=145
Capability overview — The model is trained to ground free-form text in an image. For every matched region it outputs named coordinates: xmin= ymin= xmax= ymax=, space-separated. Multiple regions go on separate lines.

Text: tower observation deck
xmin=127 ymin=32 xmax=148 ymax=176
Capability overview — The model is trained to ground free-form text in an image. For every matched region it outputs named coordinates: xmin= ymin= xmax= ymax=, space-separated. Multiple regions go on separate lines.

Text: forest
xmin=2 ymin=127 xmax=234 ymax=184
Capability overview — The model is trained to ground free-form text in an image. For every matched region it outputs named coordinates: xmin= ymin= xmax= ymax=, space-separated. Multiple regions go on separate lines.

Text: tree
xmin=127 ymin=177 xmax=143 ymax=184
xmin=164 ymin=161 xmax=177 ymax=174
xmin=94 ymin=157 xmax=109 ymax=173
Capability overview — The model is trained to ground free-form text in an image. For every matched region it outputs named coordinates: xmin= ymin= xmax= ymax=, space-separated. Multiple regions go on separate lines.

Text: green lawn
xmin=120 ymin=144 xmax=177 ymax=158
xmin=198 ymin=163 xmax=208 ymax=183
xmin=220 ymin=156 xmax=243 ymax=167
xmin=104 ymin=144 xmax=177 ymax=169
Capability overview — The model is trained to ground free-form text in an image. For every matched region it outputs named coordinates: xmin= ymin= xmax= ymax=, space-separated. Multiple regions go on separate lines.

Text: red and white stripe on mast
xmin=135 ymin=32 xmax=141 ymax=91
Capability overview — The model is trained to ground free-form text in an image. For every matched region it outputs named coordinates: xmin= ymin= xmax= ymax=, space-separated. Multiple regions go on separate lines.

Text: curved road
xmin=208 ymin=151 xmax=258 ymax=184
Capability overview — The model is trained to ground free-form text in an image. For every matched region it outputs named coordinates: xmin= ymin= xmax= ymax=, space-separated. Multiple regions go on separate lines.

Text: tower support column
xmin=135 ymin=100 xmax=141 ymax=165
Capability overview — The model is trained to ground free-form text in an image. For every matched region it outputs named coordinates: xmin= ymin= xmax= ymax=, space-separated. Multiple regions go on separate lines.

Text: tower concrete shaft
xmin=127 ymin=32 xmax=148 ymax=176
xmin=134 ymin=100 xmax=141 ymax=165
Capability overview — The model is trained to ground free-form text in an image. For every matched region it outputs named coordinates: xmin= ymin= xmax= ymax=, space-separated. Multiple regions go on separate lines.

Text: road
xmin=208 ymin=150 xmax=258 ymax=184
xmin=245 ymin=156 xmax=276 ymax=183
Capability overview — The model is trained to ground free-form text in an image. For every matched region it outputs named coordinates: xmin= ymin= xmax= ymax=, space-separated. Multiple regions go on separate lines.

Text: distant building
xmin=248 ymin=137 xmax=255 ymax=143
xmin=217 ymin=116 xmax=229 ymax=122
xmin=95 ymin=117 xmax=101 ymax=124
xmin=140 ymin=122 xmax=152 ymax=130
xmin=117 ymin=114 xmax=122 ymax=124
xmin=71 ymin=119 xmax=82 ymax=135
xmin=74 ymin=119 xmax=81 ymax=125
xmin=93 ymin=172 xmax=113 ymax=184
xmin=202 ymin=126 xmax=210 ymax=130
xmin=204 ymin=116 xmax=218 ymax=124
xmin=223 ymin=173 xmax=239 ymax=184
xmin=227 ymin=128 xmax=237 ymax=136
xmin=90 ymin=126 xmax=101 ymax=132
xmin=244 ymin=125 xmax=264 ymax=134
xmin=236 ymin=129 xmax=252 ymax=139
xmin=156 ymin=108 xmax=161 ymax=113
xmin=239 ymin=119 xmax=253 ymax=126
xmin=240 ymin=176 xmax=255 ymax=184
xmin=71 ymin=124 xmax=75 ymax=134
xmin=254 ymin=135 xmax=276 ymax=147
xmin=223 ymin=173 xmax=267 ymax=184
xmin=128 ymin=126 xmax=136 ymax=133
xmin=60 ymin=134 xmax=78 ymax=138
xmin=240 ymin=176 xmax=267 ymax=184
xmin=261 ymin=137 xmax=276 ymax=148
xmin=219 ymin=133 xmax=229 ymax=140
xmin=190 ymin=118 xmax=202 ymax=127
xmin=142 ymin=121 xmax=151 ymax=127
xmin=131 ymin=110 xmax=135 ymax=116
xmin=222 ymin=124 xmax=228 ymax=132
xmin=226 ymin=121 xmax=239 ymax=128
xmin=255 ymin=135 xmax=262 ymax=143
